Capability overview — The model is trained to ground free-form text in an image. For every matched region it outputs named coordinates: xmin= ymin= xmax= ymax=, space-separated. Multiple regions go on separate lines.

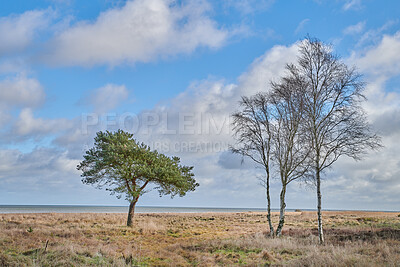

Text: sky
xmin=0 ymin=0 xmax=399 ymax=211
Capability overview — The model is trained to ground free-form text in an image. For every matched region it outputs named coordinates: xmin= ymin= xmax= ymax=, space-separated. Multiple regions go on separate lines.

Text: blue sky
xmin=0 ymin=0 xmax=399 ymax=210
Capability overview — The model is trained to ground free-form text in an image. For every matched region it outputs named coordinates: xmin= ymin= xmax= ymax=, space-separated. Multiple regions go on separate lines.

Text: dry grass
xmin=0 ymin=211 xmax=399 ymax=266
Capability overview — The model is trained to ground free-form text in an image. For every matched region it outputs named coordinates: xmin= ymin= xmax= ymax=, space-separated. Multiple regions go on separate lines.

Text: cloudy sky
xmin=0 ymin=0 xmax=399 ymax=211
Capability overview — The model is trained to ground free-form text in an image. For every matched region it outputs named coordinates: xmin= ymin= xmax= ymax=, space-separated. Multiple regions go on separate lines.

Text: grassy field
xmin=0 ymin=211 xmax=399 ymax=266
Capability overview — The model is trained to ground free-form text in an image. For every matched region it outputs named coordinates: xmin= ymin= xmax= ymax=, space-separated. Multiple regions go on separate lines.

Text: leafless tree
xmin=269 ymin=76 xmax=311 ymax=237
xmin=231 ymin=87 xmax=311 ymax=237
xmin=232 ymin=37 xmax=380 ymax=241
xmin=231 ymin=93 xmax=275 ymax=236
xmin=287 ymin=37 xmax=382 ymax=243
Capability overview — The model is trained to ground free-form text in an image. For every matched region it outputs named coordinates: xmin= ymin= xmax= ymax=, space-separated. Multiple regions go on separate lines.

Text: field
xmin=0 ymin=211 xmax=399 ymax=266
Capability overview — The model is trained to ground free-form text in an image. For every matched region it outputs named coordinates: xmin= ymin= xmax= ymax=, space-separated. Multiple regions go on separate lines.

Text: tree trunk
xmin=126 ymin=198 xmax=138 ymax=227
xmin=316 ymin=168 xmax=324 ymax=244
xmin=266 ymin=177 xmax=274 ymax=237
xmin=275 ymin=186 xmax=286 ymax=237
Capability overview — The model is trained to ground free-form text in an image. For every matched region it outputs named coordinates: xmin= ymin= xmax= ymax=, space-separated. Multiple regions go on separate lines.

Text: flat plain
xmin=0 ymin=211 xmax=399 ymax=266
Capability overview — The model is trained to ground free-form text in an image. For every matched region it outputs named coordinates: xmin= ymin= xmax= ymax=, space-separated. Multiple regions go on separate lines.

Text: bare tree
xmin=232 ymin=37 xmax=381 ymax=242
xmin=231 ymin=87 xmax=310 ymax=237
xmin=269 ymin=76 xmax=311 ymax=237
xmin=286 ymin=37 xmax=382 ymax=243
xmin=231 ymin=93 xmax=275 ymax=236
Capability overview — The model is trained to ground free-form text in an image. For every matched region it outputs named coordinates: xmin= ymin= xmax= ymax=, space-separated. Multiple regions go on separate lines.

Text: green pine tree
xmin=77 ymin=130 xmax=198 ymax=226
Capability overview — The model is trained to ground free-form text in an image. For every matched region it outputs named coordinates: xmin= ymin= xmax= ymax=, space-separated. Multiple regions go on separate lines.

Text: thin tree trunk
xmin=316 ymin=168 xmax=324 ymax=244
xmin=126 ymin=198 xmax=138 ymax=227
xmin=266 ymin=177 xmax=274 ymax=237
xmin=275 ymin=186 xmax=286 ymax=237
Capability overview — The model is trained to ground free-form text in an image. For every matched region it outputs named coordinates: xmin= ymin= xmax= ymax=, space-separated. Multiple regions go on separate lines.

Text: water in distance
xmin=0 ymin=205 xmax=276 ymax=214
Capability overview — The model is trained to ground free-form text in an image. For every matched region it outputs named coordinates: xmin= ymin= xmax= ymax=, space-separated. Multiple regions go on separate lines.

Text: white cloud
xmin=0 ymin=9 xmax=52 ymax=55
xmin=360 ymin=77 xmax=400 ymax=122
xmin=0 ymin=74 xmax=45 ymax=108
xmin=237 ymin=43 xmax=299 ymax=95
xmin=132 ymin=80 xmax=237 ymax=156
xmin=343 ymin=21 xmax=365 ymax=35
xmin=348 ymin=30 xmax=400 ymax=119
xmin=0 ymin=147 xmax=90 ymax=204
xmin=322 ymin=134 xmax=400 ymax=210
xmin=42 ymin=0 xmax=228 ymax=66
xmin=0 ymin=59 xmax=27 ymax=74
xmin=127 ymin=43 xmax=299 ymax=157
xmin=373 ymin=109 xmax=400 ymax=136
xmin=0 ymin=73 xmax=81 ymax=145
xmin=0 ymin=74 xmax=48 ymax=141
xmin=331 ymin=31 xmax=400 ymax=210
xmin=85 ymin=84 xmax=130 ymax=113
xmin=0 ymin=148 xmax=78 ymax=178
xmin=0 ymin=110 xmax=11 ymax=128
xmin=13 ymin=108 xmax=73 ymax=137
xmin=342 ymin=0 xmax=363 ymax=11
xmin=355 ymin=20 xmax=397 ymax=48
xmin=294 ymin=19 xmax=310 ymax=35
xmin=354 ymin=31 xmax=400 ymax=77
xmin=0 ymin=82 xmax=129 ymax=148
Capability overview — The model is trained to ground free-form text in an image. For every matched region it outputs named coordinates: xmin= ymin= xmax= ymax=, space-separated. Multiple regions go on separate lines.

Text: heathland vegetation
xmin=1 ymin=211 xmax=399 ymax=266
